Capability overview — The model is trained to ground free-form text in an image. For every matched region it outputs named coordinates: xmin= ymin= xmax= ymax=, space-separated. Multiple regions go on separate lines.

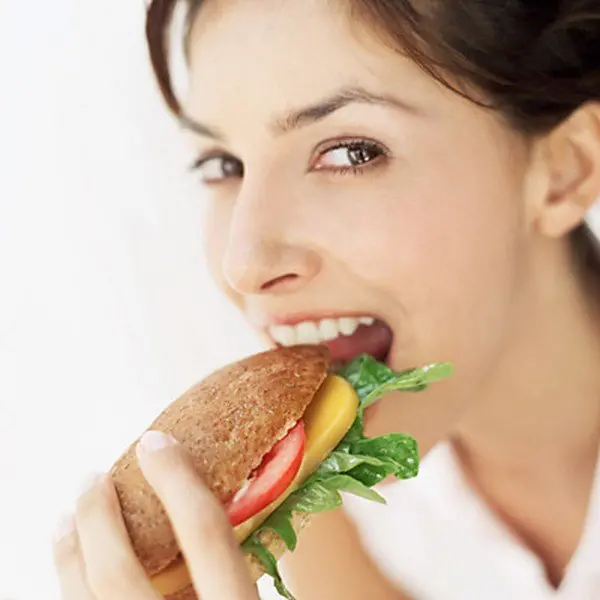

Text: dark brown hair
xmin=145 ymin=0 xmax=600 ymax=263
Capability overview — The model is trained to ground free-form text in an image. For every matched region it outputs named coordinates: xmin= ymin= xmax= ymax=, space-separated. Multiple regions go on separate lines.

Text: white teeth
xmin=269 ymin=325 xmax=296 ymax=346
xmin=296 ymin=321 xmax=320 ymax=344
xmin=338 ymin=317 xmax=360 ymax=336
xmin=268 ymin=316 xmax=376 ymax=347
xmin=318 ymin=318 xmax=340 ymax=341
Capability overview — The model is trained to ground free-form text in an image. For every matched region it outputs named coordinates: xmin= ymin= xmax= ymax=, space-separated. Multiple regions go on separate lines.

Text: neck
xmin=455 ymin=238 xmax=600 ymax=479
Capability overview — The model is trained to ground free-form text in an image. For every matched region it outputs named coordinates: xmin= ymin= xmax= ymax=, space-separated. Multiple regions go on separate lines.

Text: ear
xmin=534 ymin=102 xmax=600 ymax=238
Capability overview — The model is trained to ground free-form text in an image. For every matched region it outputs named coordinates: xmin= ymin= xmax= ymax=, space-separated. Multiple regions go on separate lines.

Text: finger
xmin=137 ymin=431 xmax=259 ymax=600
xmin=75 ymin=473 xmax=161 ymax=600
xmin=52 ymin=514 xmax=96 ymax=600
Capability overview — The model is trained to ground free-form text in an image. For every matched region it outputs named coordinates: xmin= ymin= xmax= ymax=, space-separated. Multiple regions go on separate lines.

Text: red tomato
xmin=226 ymin=421 xmax=306 ymax=527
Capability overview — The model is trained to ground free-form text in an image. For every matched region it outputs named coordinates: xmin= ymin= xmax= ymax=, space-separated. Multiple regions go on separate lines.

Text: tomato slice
xmin=226 ymin=421 xmax=306 ymax=527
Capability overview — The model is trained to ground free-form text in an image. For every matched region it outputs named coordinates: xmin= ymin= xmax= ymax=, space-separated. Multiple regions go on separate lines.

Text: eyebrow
xmin=181 ymin=85 xmax=421 ymax=141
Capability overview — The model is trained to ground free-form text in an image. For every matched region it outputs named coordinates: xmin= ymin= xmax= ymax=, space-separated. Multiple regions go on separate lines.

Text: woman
xmin=52 ymin=1 xmax=600 ymax=599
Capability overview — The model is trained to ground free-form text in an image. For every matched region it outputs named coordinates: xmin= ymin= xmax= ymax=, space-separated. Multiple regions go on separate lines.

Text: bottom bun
xmin=163 ymin=512 xmax=311 ymax=600
xmin=165 ymin=585 xmax=199 ymax=600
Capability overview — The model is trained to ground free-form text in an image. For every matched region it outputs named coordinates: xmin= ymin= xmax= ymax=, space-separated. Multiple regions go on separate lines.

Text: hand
xmin=52 ymin=431 xmax=260 ymax=600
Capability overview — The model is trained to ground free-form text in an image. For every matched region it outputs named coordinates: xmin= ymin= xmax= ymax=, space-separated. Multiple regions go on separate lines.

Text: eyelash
xmin=190 ymin=138 xmax=389 ymax=185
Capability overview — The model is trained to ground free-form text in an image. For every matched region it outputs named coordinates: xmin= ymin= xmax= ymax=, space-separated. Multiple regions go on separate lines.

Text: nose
xmin=221 ymin=186 xmax=321 ymax=295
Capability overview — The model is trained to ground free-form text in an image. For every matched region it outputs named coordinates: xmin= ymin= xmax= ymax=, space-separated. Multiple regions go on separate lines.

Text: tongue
xmin=324 ymin=321 xmax=392 ymax=364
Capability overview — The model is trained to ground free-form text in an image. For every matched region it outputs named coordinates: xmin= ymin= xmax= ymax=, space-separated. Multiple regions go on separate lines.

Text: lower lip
xmin=321 ymin=321 xmax=393 ymax=364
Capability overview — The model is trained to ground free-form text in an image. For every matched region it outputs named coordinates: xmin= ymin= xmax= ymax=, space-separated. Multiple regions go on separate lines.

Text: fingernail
xmin=53 ymin=513 xmax=75 ymax=542
xmin=137 ymin=430 xmax=178 ymax=457
xmin=77 ymin=472 xmax=104 ymax=497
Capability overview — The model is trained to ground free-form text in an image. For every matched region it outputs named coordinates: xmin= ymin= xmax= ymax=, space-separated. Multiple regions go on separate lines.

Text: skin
xmin=53 ymin=0 xmax=600 ymax=598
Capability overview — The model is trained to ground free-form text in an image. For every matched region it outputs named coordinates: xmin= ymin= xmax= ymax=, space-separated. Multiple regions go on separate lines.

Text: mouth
xmin=266 ymin=315 xmax=393 ymax=366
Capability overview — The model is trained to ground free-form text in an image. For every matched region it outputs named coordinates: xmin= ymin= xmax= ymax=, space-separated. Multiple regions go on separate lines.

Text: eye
xmin=312 ymin=139 xmax=387 ymax=174
xmin=192 ymin=154 xmax=244 ymax=184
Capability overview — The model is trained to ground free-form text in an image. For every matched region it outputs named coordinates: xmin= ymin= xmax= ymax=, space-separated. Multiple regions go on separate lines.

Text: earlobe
xmin=536 ymin=103 xmax=600 ymax=238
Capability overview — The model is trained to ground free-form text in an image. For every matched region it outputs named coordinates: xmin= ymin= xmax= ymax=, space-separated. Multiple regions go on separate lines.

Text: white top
xmin=341 ymin=442 xmax=600 ymax=600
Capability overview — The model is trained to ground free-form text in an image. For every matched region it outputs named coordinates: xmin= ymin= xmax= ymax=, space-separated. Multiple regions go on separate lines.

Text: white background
xmin=0 ymin=3 xmax=599 ymax=600
xmin=0 ymin=2 xmax=260 ymax=599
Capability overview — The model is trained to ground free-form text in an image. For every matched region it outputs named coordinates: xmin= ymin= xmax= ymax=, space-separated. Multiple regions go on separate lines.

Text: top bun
xmin=110 ymin=345 xmax=330 ymax=576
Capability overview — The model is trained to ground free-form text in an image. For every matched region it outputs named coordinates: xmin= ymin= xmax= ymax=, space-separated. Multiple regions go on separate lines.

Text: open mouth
xmin=267 ymin=316 xmax=393 ymax=366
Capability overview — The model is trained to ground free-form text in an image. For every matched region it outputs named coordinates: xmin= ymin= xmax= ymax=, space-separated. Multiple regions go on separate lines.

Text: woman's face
xmin=184 ymin=0 xmax=536 ymax=440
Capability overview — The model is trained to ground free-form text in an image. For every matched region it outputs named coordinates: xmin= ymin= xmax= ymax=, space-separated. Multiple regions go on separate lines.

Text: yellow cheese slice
xmin=151 ymin=374 xmax=359 ymax=596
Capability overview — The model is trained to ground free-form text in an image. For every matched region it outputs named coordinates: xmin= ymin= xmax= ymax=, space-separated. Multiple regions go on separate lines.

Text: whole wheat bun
xmin=110 ymin=345 xmax=329 ymax=593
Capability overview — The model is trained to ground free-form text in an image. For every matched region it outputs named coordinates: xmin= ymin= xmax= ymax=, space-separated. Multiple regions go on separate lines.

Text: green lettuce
xmin=242 ymin=355 xmax=453 ymax=599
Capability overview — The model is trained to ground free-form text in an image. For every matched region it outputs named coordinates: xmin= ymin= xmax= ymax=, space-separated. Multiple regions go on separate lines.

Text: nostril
xmin=260 ymin=273 xmax=299 ymax=291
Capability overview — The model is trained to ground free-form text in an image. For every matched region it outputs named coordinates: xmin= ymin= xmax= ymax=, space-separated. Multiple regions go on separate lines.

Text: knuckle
xmin=52 ymin=534 xmax=79 ymax=570
xmin=75 ymin=485 xmax=111 ymax=524
xmin=86 ymin=555 xmax=138 ymax=596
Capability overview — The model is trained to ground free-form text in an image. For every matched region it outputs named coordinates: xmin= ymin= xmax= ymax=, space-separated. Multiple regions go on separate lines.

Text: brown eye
xmin=193 ymin=155 xmax=244 ymax=184
xmin=314 ymin=140 xmax=386 ymax=171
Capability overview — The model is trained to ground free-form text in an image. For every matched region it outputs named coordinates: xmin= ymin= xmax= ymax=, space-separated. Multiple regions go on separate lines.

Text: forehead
xmin=184 ymin=0 xmax=439 ymax=125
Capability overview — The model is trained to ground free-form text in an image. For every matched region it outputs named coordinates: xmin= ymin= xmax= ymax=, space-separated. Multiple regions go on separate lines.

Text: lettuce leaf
xmin=242 ymin=536 xmax=295 ymax=600
xmin=242 ymin=354 xmax=452 ymax=599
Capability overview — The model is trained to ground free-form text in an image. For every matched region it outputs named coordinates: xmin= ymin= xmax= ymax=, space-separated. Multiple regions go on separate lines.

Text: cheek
xmin=203 ymin=200 xmax=240 ymax=305
xmin=399 ymin=187 xmax=524 ymax=367
xmin=405 ymin=142 xmax=528 ymax=367
xmin=323 ymin=145 xmax=528 ymax=372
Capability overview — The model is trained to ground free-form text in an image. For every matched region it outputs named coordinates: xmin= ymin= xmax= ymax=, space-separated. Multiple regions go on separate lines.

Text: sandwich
xmin=110 ymin=345 xmax=451 ymax=599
